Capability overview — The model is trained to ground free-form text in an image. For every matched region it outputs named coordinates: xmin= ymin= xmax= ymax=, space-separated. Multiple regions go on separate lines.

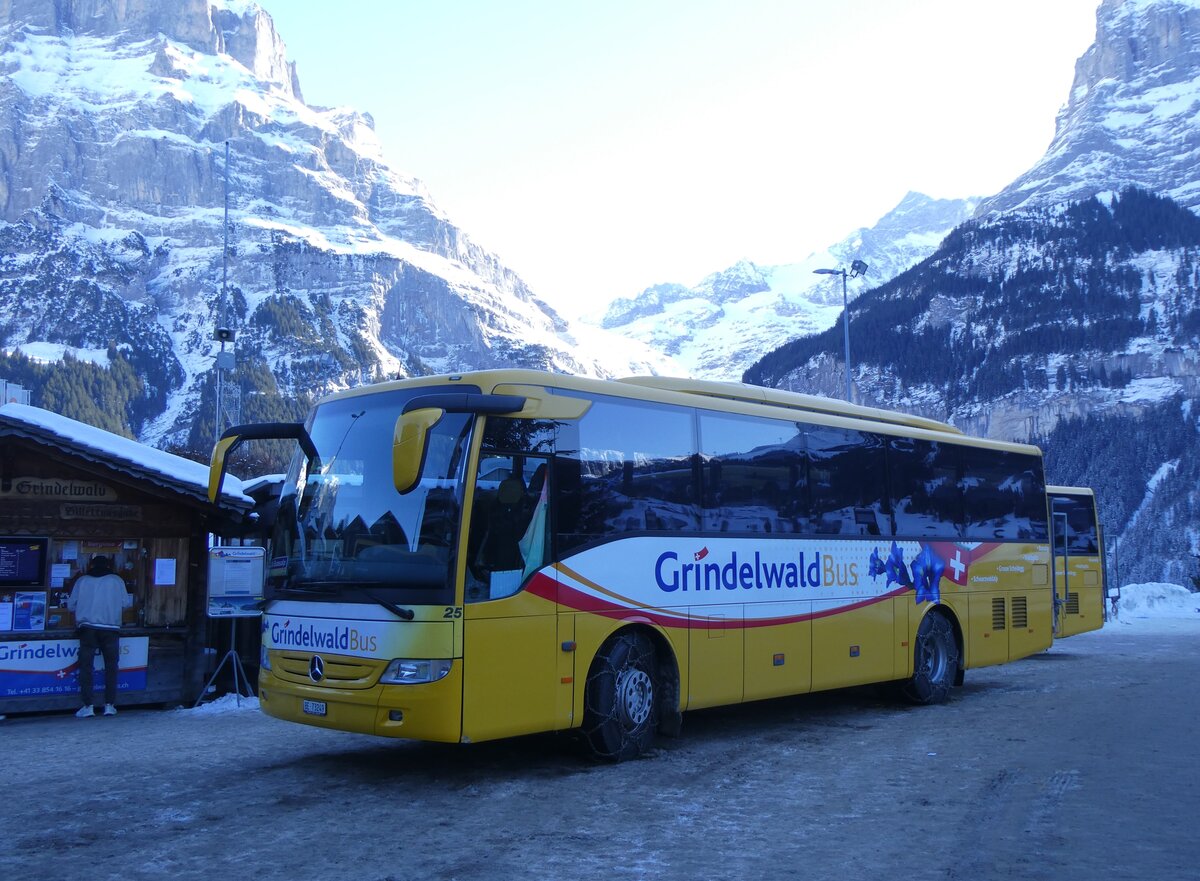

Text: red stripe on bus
xmin=530 ymin=575 xmax=911 ymax=630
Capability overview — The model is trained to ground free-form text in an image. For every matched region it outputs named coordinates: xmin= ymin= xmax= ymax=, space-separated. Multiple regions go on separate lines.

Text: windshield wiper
xmin=272 ymin=583 xmax=415 ymax=620
xmin=358 ymin=589 xmax=415 ymax=621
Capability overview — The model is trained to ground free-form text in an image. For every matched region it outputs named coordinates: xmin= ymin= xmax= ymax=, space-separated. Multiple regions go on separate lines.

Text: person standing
xmin=66 ymin=555 xmax=132 ymax=718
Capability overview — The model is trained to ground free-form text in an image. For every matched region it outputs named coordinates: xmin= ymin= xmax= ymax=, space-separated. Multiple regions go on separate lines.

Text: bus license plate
xmin=302 ymin=699 xmax=327 ymax=717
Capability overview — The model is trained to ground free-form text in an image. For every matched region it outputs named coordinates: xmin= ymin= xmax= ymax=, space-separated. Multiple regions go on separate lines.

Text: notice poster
xmin=0 ymin=636 xmax=149 ymax=697
xmin=12 ymin=591 xmax=47 ymax=631
xmin=207 ymin=547 xmax=265 ymax=617
xmin=0 ymin=596 xmax=13 ymax=631
xmin=154 ymin=558 xmax=177 ymax=587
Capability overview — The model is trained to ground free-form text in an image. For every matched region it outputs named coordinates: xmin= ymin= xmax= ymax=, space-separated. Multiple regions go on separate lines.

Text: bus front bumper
xmin=258 ymin=662 xmax=463 ymax=742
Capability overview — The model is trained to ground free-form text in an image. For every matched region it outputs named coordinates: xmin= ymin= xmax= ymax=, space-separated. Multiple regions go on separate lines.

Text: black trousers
xmin=78 ymin=626 xmax=121 ymax=706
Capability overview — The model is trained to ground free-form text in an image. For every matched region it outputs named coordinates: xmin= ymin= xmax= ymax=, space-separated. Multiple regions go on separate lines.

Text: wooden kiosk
xmin=0 ymin=403 xmax=252 ymax=714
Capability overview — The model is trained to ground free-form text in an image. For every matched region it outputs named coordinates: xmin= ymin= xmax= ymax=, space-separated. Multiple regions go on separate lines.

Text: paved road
xmin=3 ymin=626 xmax=1196 ymax=881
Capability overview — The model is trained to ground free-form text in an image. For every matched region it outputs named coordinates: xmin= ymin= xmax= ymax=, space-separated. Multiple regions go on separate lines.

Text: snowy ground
xmin=2 ymin=582 xmax=1198 ymax=881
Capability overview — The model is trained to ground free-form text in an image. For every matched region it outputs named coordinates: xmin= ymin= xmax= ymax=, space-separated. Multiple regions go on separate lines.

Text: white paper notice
xmin=154 ymin=558 xmax=177 ymax=586
xmin=219 ymin=558 xmax=256 ymax=596
xmin=61 ymin=541 xmax=79 ymax=561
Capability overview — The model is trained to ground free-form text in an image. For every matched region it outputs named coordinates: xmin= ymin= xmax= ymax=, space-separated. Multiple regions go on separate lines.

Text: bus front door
xmin=1051 ymin=511 xmax=1069 ymax=638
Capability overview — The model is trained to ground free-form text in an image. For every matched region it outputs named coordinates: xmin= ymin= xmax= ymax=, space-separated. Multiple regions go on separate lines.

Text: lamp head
xmin=850 ymin=259 xmax=869 ymax=278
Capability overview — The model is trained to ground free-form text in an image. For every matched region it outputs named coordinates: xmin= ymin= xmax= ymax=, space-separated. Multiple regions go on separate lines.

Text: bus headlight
xmin=380 ymin=659 xmax=452 ymax=684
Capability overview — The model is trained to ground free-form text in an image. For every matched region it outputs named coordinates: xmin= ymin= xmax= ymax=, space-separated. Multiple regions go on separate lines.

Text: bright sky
xmin=266 ymin=0 xmax=1100 ymax=318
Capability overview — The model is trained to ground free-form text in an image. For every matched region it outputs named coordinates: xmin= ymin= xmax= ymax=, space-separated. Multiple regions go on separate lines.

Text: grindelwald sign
xmin=0 ymin=478 xmax=116 ymax=501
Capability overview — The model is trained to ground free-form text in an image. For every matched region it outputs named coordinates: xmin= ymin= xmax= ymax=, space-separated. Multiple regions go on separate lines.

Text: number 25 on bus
xmin=208 ymin=369 xmax=1087 ymax=761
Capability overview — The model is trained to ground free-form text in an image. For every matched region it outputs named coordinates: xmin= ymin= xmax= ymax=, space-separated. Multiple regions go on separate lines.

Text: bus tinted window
xmin=961 ymin=449 xmax=1048 ymax=541
xmin=481 ymin=417 xmax=557 ymax=454
xmin=888 ymin=438 xmax=963 ymax=538
xmin=807 ymin=426 xmax=890 ymax=536
xmin=556 ymin=395 xmax=699 ymax=549
xmin=1052 ymin=494 xmax=1099 ymax=553
xmin=699 ymin=413 xmax=806 ymax=534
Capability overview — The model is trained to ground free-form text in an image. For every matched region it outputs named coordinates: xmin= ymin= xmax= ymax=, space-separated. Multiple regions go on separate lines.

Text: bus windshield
xmin=267 ymin=387 xmax=476 ymax=605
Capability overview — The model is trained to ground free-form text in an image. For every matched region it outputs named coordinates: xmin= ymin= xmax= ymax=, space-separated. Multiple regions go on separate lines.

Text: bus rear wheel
xmin=583 ymin=632 xmax=658 ymax=761
xmin=901 ymin=611 xmax=959 ymax=705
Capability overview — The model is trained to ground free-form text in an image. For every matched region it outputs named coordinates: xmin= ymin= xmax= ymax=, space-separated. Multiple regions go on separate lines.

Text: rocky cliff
xmin=977 ymin=0 xmax=1200 ymax=215
xmin=0 ymin=0 xmax=667 ymax=451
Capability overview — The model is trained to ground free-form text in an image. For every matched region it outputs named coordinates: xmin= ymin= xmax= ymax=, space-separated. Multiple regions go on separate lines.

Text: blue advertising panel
xmin=0 ymin=636 xmax=149 ymax=697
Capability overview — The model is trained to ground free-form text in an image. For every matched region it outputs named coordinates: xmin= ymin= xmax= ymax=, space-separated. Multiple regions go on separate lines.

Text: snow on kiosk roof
xmin=0 ymin=403 xmax=253 ymax=509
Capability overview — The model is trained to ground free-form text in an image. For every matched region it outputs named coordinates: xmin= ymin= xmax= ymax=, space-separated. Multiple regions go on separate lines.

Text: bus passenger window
xmin=807 ymin=427 xmax=890 ymax=537
xmin=888 ymin=438 xmax=963 ymax=538
xmin=962 ymin=450 xmax=1048 ymax=541
xmin=556 ymin=394 xmax=699 ymax=548
xmin=698 ymin=412 xmax=806 ymax=534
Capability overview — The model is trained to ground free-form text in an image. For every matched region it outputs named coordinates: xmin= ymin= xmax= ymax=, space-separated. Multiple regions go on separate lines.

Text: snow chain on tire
xmin=582 ymin=631 xmax=658 ymax=761
xmin=902 ymin=611 xmax=959 ymax=705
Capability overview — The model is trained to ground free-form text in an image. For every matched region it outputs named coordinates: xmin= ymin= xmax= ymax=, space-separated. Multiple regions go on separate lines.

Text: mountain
xmin=745 ymin=0 xmax=1200 ymax=586
xmin=0 ymin=0 xmax=669 ymax=455
xmin=595 ymin=192 xmax=979 ymax=380
xmin=977 ymin=0 xmax=1200 ymax=215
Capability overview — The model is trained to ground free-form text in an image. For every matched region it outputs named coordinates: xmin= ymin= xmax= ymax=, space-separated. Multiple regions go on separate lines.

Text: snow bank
xmin=176 ymin=694 xmax=261 ymax=716
xmin=1103 ymin=582 xmax=1200 ymax=633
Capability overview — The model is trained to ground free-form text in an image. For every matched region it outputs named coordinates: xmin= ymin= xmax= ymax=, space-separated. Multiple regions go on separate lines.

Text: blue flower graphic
xmin=885 ymin=541 xmax=912 ymax=589
xmin=911 ymin=543 xmax=946 ymax=604
xmin=868 ymin=547 xmax=886 ymax=581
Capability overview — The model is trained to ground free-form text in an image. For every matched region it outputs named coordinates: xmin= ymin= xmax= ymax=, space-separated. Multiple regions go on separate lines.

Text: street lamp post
xmin=813 ymin=260 xmax=868 ymax=401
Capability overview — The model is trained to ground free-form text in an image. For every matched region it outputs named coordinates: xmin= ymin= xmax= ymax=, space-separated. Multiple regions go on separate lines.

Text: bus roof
xmin=616 ymin=376 xmax=962 ymax=435
xmin=318 ymin=368 xmax=1042 ymax=456
xmin=1047 ymin=485 xmax=1096 ymax=498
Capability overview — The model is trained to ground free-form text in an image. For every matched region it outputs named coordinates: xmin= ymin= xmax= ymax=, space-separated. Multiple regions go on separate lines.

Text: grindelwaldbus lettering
xmin=655 ymin=549 xmax=842 ymax=591
xmin=269 ymin=620 xmax=379 ymax=654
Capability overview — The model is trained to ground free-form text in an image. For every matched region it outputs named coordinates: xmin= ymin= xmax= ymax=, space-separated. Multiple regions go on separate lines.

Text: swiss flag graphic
xmin=929 ymin=542 xmax=1001 ymax=585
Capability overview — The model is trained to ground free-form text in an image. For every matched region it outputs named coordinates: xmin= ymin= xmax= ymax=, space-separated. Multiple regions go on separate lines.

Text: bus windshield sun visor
xmin=401 ymin=393 xmax=526 ymax=416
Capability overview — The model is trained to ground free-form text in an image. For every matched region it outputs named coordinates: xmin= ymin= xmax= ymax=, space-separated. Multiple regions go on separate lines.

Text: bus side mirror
xmin=208 ymin=422 xmax=318 ymax=504
xmin=393 ymin=408 xmax=444 ymax=494
xmin=208 ymin=434 xmax=241 ymax=503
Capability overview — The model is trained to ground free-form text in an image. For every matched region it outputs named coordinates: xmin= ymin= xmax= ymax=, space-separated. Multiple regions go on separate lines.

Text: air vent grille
xmin=992 ymin=596 xmax=1006 ymax=631
xmin=1066 ymin=592 xmax=1080 ymax=615
xmin=1012 ymin=596 xmax=1028 ymax=629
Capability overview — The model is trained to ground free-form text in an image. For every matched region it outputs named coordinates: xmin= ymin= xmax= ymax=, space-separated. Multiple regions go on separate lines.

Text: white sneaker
xmin=103 ymin=704 xmax=117 ymax=716
xmin=76 ymin=705 xmax=95 ymax=718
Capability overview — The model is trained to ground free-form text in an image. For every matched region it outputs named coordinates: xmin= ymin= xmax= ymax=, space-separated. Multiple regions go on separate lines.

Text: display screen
xmin=0 ymin=537 xmax=49 ymax=587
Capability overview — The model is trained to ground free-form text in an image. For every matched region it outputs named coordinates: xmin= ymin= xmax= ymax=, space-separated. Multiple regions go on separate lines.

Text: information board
xmin=206 ymin=546 xmax=265 ymax=618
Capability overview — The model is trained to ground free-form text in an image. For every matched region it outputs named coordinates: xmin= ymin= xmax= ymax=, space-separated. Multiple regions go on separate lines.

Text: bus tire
xmin=582 ymin=631 xmax=658 ymax=761
xmin=901 ymin=610 xmax=959 ymax=705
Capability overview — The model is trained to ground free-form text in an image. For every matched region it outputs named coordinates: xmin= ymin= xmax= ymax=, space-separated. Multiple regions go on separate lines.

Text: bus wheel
xmin=901 ymin=611 xmax=959 ymax=705
xmin=583 ymin=632 xmax=658 ymax=761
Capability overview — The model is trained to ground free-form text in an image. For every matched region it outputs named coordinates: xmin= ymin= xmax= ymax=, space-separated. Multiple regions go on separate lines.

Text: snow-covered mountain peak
xmin=596 ymin=192 xmax=979 ymax=380
xmin=2 ymin=0 xmax=302 ymax=99
xmin=977 ymin=0 xmax=1200 ymax=215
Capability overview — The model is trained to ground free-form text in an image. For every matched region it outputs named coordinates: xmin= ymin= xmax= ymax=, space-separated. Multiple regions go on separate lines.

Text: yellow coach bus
xmin=210 ymin=369 xmax=1055 ymax=760
xmin=1047 ymin=485 xmax=1106 ymax=637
